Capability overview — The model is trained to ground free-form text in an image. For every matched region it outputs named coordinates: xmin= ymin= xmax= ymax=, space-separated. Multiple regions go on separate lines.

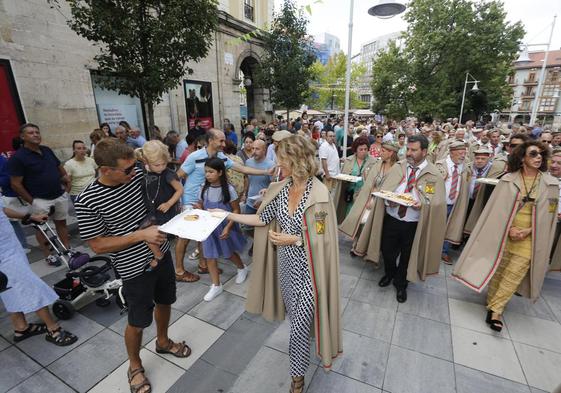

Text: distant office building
xmin=314 ymin=32 xmax=341 ymax=65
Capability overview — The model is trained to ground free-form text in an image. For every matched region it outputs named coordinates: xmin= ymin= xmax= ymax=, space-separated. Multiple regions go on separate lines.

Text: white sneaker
xmin=204 ymin=284 xmax=223 ymax=301
xmin=235 ymin=266 xmax=249 ymax=284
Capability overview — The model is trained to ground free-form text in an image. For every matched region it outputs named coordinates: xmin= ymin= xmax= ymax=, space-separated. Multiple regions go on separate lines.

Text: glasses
xmin=196 ymin=145 xmax=204 ymax=149
xmin=526 ymin=150 xmax=544 ymax=158
xmin=110 ymin=163 xmax=136 ymax=175
xmin=376 ymin=135 xmax=383 ymax=139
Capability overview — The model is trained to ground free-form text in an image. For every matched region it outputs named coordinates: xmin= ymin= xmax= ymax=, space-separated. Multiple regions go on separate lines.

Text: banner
xmin=96 ymin=104 xmax=140 ymax=132
xmin=183 ymin=80 xmax=214 ymax=130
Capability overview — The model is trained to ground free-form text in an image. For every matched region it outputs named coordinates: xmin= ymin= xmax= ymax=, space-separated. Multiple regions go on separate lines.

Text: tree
xmin=371 ymin=0 xmax=524 ymax=121
xmin=256 ymin=0 xmax=317 ymax=118
xmin=308 ymin=52 xmax=367 ymax=110
xmin=53 ymin=0 xmax=218 ymax=130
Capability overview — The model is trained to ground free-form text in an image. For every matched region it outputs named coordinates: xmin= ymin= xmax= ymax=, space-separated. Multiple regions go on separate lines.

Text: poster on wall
xmin=183 ymin=80 xmax=214 ymax=130
xmin=96 ymin=104 xmax=141 ymax=133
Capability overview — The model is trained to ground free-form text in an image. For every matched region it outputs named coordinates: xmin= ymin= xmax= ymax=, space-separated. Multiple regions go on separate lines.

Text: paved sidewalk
xmin=1 ymin=221 xmax=561 ymax=392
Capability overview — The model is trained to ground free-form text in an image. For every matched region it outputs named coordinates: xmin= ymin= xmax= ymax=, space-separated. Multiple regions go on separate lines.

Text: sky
xmin=273 ymin=0 xmax=561 ymax=56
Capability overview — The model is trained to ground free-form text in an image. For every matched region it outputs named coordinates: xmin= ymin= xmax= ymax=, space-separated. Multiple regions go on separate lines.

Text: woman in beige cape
xmin=453 ymin=141 xmax=558 ymax=332
xmin=332 ymin=136 xmax=374 ymax=223
xmin=339 ymin=142 xmax=399 ymax=247
xmin=220 ymin=135 xmax=341 ymax=393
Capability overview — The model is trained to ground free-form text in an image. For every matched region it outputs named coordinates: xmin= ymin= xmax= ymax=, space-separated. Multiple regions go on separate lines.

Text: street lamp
xmin=342 ymin=0 xmax=406 ymax=159
xmin=513 ymin=14 xmax=557 ymax=126
xmin=458 ymin=72 xmax=480 ymax=123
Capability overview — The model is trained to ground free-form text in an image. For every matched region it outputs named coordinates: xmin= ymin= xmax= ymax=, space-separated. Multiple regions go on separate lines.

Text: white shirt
xmin=444 ymin=156 xmax=463 ymax=205
xmin=314 ymin=120 xmax=324 ymax=131
xmin=386 ymin=159 xmax=428 ymax=222
xmin=383 ymin=132 xmax=394 ymax=143
xmin=266 ymin=143 xmax=276 ymax=164
xmin=319 ymin=142 xmax=340 ymax=177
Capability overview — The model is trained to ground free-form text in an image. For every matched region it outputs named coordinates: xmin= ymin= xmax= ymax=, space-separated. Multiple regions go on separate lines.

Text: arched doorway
xmin=239 ymin=56 xmax=259 ymax=121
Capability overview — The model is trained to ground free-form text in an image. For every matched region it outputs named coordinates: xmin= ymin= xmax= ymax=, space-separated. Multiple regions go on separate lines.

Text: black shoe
xmin=485 ymin=310 xmax=492 ymax=324
xmin=396 ymin=288 xmax=407 ymax=303
xmin=378 ymin=276 xmax=392 ymax=287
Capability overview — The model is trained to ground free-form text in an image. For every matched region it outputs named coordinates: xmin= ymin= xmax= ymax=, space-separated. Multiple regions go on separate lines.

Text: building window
xmin=539 ymin=97 xmax=556 ymax=112
xmin=244 ymin=0 xmax=255 ymax=21
xmin=360 ymin=94 xmax=371 ymax=103
xmin=524 ymin=86 xmax=534 ymax=96
xmin=542 ymin=84 xmax=557 ymax=96
xmin=520 ymin=99 xmax=531 ymax=111
xmin=528 ymin=73 xmax=535 ymax=82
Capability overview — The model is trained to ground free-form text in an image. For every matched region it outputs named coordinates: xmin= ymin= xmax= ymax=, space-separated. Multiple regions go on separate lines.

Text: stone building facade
xmin=0 ymin=0 xmax=274 ymax=157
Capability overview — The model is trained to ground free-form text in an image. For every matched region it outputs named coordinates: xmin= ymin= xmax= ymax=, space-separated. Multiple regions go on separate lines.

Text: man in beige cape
xmin=358 ymin=135 xmax=447 ymax=303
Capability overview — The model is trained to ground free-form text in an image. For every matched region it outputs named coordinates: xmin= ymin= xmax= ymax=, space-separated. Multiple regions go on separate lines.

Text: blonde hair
xmin=276 ymin=135 xmax=318 ymax=180
xmin=138 ymin=140 xmax=170 ymax=164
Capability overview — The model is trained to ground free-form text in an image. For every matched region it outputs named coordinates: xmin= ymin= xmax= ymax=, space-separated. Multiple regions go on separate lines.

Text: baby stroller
xmin=31 ymin=217 xmax=127 ymax=320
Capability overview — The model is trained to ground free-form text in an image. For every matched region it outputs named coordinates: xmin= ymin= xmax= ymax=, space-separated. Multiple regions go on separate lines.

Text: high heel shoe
xmin=289 ymin=376 xmax=305 ymax=393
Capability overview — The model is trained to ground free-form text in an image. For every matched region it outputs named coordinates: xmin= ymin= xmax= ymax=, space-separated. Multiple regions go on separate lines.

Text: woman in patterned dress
xmin=217 ymin=136 xmax=341 ymax=393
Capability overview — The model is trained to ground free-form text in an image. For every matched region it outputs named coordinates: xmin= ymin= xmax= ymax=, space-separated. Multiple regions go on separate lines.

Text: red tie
xmin=398 ymin=166 xmax=418 ymax=218
xmin=473 ymin=168 xmax=483 ymax=198
xmin=449 ymin=164 xmax=459 ymax=201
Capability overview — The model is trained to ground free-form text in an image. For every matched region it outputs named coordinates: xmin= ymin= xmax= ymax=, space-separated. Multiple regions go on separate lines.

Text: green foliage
xmin=371 ymin=0 xmax=525 ymax=121
xmin=61 ymin=0 xmax=218 ymax=125
xmin=256 ymin=0 xmax=317 ymax=114
xmin=308 ymin=52 xmax=367 ymax=110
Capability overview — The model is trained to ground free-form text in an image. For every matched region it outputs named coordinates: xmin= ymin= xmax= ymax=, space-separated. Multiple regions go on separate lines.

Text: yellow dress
xmin=487 ymin=174 xmax=538 ymax=314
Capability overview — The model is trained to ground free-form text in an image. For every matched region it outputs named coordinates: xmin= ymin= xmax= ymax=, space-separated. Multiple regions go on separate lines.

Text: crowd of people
xmin=1 ymin=113 xmax=561 ymax=393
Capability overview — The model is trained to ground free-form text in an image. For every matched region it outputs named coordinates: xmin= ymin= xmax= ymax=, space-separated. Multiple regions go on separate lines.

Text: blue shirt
xmin=180 ymin=148 xmax=233 ymax=204
xmin=0 ymin=155 xmax=16 ymax=197
xmin=8 ymin=146 xmax=63 ymax=199
xmin=175 ymin=139 xmax=188 ymax=160
xmin=245 ymin=158 xmax=274 ymax=208
xmin=126 ymin=135 xmax=146 ymax=148
xmin=225 ymin=131 xmax=238 ymax=146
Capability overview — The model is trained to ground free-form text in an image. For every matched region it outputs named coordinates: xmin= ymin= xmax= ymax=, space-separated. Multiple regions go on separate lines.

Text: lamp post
xmin=514 ymin=15 xmax=557 ymax=126
xmin=342 ymin=0 xmax=406 ymax=159
xmin=458 ymin=72 xmax=480 ymax=123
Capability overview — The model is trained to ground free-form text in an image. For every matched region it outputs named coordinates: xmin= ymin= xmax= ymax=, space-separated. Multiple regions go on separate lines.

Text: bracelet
xmin=154 ymin=254 xmax=164 ymax=261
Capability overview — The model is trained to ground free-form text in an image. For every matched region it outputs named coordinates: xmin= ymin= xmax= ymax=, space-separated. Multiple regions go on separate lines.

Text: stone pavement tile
xmin=48 ymin=329 xmax=127 ymax=392
xmin=331 ymin=330 xmax=389 ymax=388
xmin=78 ymin=297 xmax=126 ymax=327
xmin=37 ymin=267 xmax=69 ymax=287
xmin=146 ymin=314 xmax=223 ymax=370
xmin=264 ymin=320 xmax=320 ymax=365
xmin=407 ymin=275 xmax=448 ymax=296
xmin=541 ymin=292 xmax=561 ymax=324
xmin=383 ymin=345 xmax=455 ymax=393
xmin=29 ymin=259 xmax=66 ymax=278
xmin=451 ymin=326 xmax=526 ymax=384
xmin=108 ymin=308 xmax=183 ymax=346
xmin=16 ymin=312 xmax=104 ymax=366
xmin=167 ymin=358 xmax=238 ymax=393
xmin=223 ymin=272 xmax=250 ymax=298
xmin=447 ymin=278 xmax=487 ymax=305
xmin=196 ymin=260 xmax=237 ymax=286
xmin=530 ymin=389 xmax=549 ymax=393
xmin=449 ymin=298 xmax=510 ymax=339
xmin=0 ymin=336 xmax=10 ymax=352
xmin=89 ymin=348 xmax=183 ymax=393
xmin=172 ymin=280 xmax=211 ymax=313
xmin=308 ymin=370 xmax=382 ymax=393
xmin=391 ymin=312 xmax=453 ymax=361
xmin=241 ymin=311 xmax=280 ymax=327
xmin=454 ymin=364 xmax=531 ymax=393
xmin=351 ymin=279 xmax=398 ymax=311
xmin=188 ymin=291 xmax=246 ymax=330
xmin=360 ymin=262 xmax=384 ymax=282
xmin=228 ymin=346 xmax=317 ymax=393
xmin=397 ymin=288 xmax=450 ymax=324
xmin=339 ymin=257 xmax=366 ymax=278
xmin=7 ymin=369 xmax=75 ymax=393
xmin=342 ymin=300 xmax=395 ymax=343
xmin=201 ymin=316 xmax=276 ymax=375
xmin=504 ymin=312 xmax=561 ymax=353
xmin=513 ymin=341 xmax=561 ymax=392
xmin=340 ymin=273 xmax=360 ymax=298
xmin=504 ymin=295 xmax=557 ymax=321
xmin=0 ymin=346 xmax=41 ymax=393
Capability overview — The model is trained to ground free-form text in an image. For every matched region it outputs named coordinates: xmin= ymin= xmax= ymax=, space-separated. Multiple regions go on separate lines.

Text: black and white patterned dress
xmin=259 ymin=178 xmax=315 ymax=377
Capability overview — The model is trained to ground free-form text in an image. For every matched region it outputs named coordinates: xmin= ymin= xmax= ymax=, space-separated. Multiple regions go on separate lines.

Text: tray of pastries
xmin=333 ymin=174 xmax=362 ymax=183
xmin=475 ymin=178 xmax=499 ymax=185
xmin=372 ymin=190 xmax=416 ymax=206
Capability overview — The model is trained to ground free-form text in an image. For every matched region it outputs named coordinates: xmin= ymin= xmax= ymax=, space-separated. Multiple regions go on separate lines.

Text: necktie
xmin=449 ymin=164 xmax=459 ymax=201
xmin=398 ymin=166 xmax=418 ymax=218
xmin=473 ymin=168 xmax=483 ymax=198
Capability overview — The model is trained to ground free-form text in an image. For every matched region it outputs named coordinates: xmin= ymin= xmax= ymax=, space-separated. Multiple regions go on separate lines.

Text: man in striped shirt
xmin=75 ymin=139 xmax=190 ymax=393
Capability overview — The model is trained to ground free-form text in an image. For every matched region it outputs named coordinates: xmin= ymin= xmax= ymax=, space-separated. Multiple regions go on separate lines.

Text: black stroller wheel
xmin=52 ymin=300 xmax=75 ymax=320
xmin=95 ymin=297 xmax=111 ymax=307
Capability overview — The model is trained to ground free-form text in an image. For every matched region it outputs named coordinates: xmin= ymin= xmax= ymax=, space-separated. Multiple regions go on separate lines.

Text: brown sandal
xmin=155 ymin=339 xmax=192 ymax=358
xmin=175 ymin=271 xmax=200 ymax=282
xmin=127 ymin=367 xmax=151 ymax=393
xmin=289 ymin=376 xmax=305 ymax=393
xmin=197 ymin=265 xmax=223 ymax=275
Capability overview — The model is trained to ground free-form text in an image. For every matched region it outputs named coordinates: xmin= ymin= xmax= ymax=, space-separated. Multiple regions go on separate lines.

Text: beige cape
xmin=452 ymin=171 xmax=559 ymax=300
xmin=352 ymin=160 xmax=447 ymax=282
xmin=247 ymin=177 xmax=343 ymax=369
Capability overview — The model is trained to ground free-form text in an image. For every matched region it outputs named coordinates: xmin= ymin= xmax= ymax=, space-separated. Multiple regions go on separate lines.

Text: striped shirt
xmin=75 ymin=168 xmax=170 ymax=281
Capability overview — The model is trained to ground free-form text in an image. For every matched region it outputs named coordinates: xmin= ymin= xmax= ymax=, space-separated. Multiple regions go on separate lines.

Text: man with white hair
xmin=126 ymin=127 xmax=146 ymax=148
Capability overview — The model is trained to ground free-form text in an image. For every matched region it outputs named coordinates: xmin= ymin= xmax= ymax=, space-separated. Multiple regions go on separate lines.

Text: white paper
xmin=158 ymin=209 xmax=227 ymax=242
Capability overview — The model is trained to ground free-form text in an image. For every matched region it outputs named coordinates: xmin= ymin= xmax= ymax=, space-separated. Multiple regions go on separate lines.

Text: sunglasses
xmin=526 ymin=150 xmax=544 ymax=158
xmin=111 ymin=163 xmax=136 ymax=175
xmin=196 ymin=145 xmax=204 ymax=149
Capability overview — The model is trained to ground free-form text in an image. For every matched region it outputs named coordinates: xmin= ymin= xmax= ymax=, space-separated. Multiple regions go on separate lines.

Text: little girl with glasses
xmin=136 ymin=141 xmax=183 ymax=270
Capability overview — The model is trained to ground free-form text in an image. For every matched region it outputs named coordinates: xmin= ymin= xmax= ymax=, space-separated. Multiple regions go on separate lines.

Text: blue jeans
xmin=442 ymin=204 xmax=454 ymax=256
